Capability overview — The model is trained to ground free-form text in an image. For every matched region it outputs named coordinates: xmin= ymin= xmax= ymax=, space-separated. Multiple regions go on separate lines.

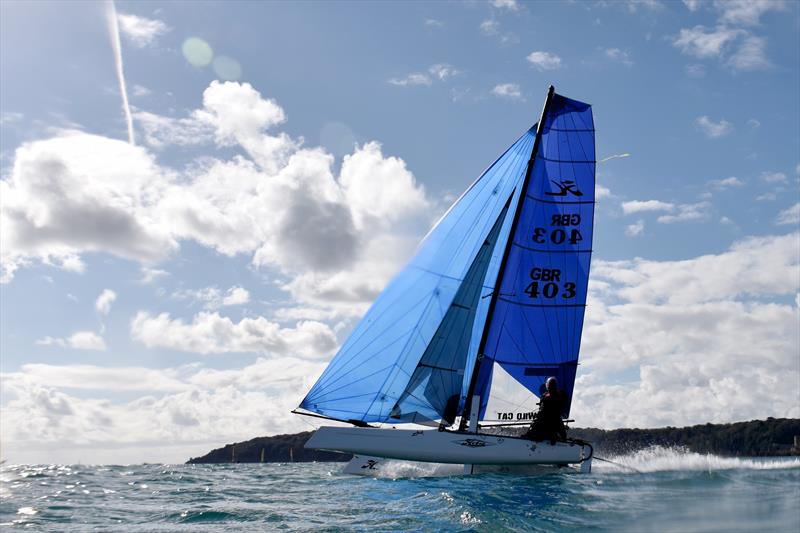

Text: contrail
xmin=599 ymin=153 xmax=630 ymax=163
xmin=105 ymin=0 xmax=135 ymax=145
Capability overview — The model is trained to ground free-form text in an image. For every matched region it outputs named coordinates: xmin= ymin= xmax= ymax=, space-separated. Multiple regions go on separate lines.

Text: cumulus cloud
xmin=388 ymin=73 xmax=431 ymax=87
xmin=571 ymin=232 xmax=800 ymax=429
xmin=673 ymin=26 xmax=741 ymax=58
xmin=760 ymin=171 xmax=787 ymax=183
xmin=389 ymin=64 xmax=459 ymax=87
xmin=2 ymin=81 xmax=435 ymax=318
xmin=491 ymin=0 xmax=519 ymax=10
xmin=116 ymin=13 xmax=169 ymax=48
xmin=727 ymin=34 xmax=770 ymax=71
xmin=131 ymin=311 xmax=337 ymax=358
xmin=709 ymin=176 xmax=744 ymax=189
xmin=95 ymin=289 xmax=117 ymax=315
xmin=36 ymin=331 xmax=107 ymax=351
xmin=172 ymin=286 xmax=250 ymax=309
xmin=491 ymin=83 xmax=523 ymax=100
xmin=526 ymin=51 xmax=562 ymax=70
xmin=626 ymin=219 xmax=645 ymax=236
xmin=604 ymin=48 xmax=633 ymax=66
xmin=695 ymin=115 xmax=733 ymax=138
xmin=776 ymin=203 xmax=800 ymax=226
xmin=656 ymin=201 xmax=711 ymax=224
xmin=621 ymin=200 xmax=675 ymax=214
xmin=714 ymin=0 xmax=786 ymax=27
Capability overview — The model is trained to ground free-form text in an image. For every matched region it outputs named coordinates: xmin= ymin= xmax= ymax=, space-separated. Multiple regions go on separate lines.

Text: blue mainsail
xmin=300 ymin=88 xmax=594 ymax=424
xmin=478 ymin=93 xmax=595 ymax=417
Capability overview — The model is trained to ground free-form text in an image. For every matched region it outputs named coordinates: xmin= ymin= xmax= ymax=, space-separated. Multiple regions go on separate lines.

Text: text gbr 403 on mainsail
xmin=295 ymin=85 xmax=596 ymax=473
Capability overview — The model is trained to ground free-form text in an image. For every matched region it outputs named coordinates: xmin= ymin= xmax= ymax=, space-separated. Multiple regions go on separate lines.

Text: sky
xmin=0 ymin=0 xmax=798 ymax=464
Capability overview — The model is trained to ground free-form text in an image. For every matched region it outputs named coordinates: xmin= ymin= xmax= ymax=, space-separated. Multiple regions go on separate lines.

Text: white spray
xmin=105 ymin=0 xmax=135 ymax=145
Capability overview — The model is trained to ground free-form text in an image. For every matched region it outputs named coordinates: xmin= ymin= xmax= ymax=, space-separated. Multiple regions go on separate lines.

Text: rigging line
xmin=593 ymin=456 xmax=644 ymax=474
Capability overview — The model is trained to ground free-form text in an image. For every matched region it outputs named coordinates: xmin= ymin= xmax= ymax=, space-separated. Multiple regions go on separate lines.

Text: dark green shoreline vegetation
xmin=186 ymin=418 xmax=799 ymax=464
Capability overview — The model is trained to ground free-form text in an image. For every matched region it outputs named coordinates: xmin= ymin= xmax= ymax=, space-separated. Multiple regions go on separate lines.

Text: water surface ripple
xmin=1 ymin=449 xmax=798 ymax=532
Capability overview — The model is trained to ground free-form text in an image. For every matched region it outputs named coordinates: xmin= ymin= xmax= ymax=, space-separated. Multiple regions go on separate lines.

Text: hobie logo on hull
xmin=454 ymin=439 xmax=493 ymax=448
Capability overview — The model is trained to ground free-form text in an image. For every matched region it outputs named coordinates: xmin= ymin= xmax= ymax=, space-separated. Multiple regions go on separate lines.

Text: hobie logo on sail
xmin=545 ymin=179 xmax=583 ymax=197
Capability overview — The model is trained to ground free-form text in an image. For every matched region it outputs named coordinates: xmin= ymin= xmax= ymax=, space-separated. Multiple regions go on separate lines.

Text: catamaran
xmin=294 ymin=86 xmax=596 ymax=474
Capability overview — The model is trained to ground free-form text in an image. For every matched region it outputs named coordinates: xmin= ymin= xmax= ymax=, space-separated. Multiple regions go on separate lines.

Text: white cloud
xmin=139 ymin=266 xmax=168 ymax=284
xmin=621 ymin=200 xmax=675 ymax=215
xmin=626 ymin=219 xmax=645 ymax=236
xmin=36 ymin=331 xmax=107 ymax=351
xmin=760 ymin=171 xmax=787 ymax=183
xmin=526 ymin=51 xmax=562 ymax=71
xmin=683 ymin=0 xmax=701 ymax=11
xmin=747 ymin=118 xmax=761 ymax=128
xmin=673 ymin=26 xmax=741 ymax=58
xmin=480 ymin=19 xmax=500 ymax=36
xmin=709 ymin=176 xmax=744 ymax=189
xmin=2 ymin=81 xmax=435 ymax=318
xmin=491 ymin=0 xmax=519 ymax=10
xmin=657 ymin=201 xmax=711 ymax=223
xmin=389 ymin=65 xmax=459 ymax=87
xmin=172 ymin=285 xmax=250 ymax=309
xmin=479 ymin=19 xmax=518 ymax=44
xmin=131 ymin=311 xmax=337 ymax=358
xmin=428 ymin=64 xmax=460 ymax=81
xmin=222 ymin=286 xmax=250 ymax=306
xmin=132 ymin=84 xmax=151 ymax=97
xmin=695 ymin=115 xmax=733 ymax=138
xmin=685 ymin=64 xmax=707 ymax=78
xmin=596 ymin=185 xmax=613 ymax=199
xmin=424 ymin=18 xmax=444 ymax=28
xmin=95 ymin=289 xmax=117 ymax=315
xmin=727 ymin=35 xmax=770 ymax=71
xmin=0 ymin=131 xmax=177 ymax=282
xmin=116 ymin=13 xmax=169 ymax=48
xmin=776 ymin=203 xmax=800 ymax=226
xmin=388 ymin=73 xmax=432 ymax=87
xmin=491 ymin=83 xmax=523 ymax=100
xmin=604 ymin=48 xmax=633 ymax=66
xmin=714 ymin=0 xmax=786 ymax=27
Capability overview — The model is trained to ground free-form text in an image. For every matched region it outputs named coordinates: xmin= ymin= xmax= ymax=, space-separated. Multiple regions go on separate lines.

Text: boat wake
xmin=593 ymin=446 xmax=800 ymax=473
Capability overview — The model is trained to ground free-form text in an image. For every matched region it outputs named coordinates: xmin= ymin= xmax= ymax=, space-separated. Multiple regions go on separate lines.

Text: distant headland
xmin=186 ymin=417 xmax=799 ymax=464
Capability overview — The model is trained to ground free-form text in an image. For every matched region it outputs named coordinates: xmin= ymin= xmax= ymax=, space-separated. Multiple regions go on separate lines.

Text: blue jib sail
xmin=479 ymin=93 xmax=595 ymax=416
xmin=300 ymin=128 xmax=534 ymax=422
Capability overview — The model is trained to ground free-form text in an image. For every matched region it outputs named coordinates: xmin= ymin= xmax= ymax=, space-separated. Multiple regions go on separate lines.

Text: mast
xmin=459 ymin=85 xmax=556 ymax=431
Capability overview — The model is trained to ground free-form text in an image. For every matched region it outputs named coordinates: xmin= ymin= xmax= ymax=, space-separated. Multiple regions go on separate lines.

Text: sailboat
xmin=295 ymin=86 xmax=596 ymax=474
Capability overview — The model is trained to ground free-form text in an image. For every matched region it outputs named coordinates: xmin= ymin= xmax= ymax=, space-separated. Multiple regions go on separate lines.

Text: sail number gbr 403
xmin=525 ymin=212 xmax=583 ymax=300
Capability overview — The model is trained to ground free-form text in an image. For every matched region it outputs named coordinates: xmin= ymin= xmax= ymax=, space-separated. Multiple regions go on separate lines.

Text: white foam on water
xmin=594 ymin=446 xmax=800 ymax=473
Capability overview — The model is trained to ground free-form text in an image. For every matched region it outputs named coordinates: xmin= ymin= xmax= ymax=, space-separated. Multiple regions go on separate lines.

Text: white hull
xmin=342 ymin=454 xmax=589 ymax=477
xmin=306 ymin=426 xmax=592 ymax=466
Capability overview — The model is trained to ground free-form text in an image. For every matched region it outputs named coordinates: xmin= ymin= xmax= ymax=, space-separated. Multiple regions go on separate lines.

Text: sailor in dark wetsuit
xmin=523 ymin=377 xmax=568 ymax=444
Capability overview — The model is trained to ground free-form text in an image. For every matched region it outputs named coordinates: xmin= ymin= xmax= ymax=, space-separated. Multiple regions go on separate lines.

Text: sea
xmin=1 ymin=447 xmax=798 ymax=532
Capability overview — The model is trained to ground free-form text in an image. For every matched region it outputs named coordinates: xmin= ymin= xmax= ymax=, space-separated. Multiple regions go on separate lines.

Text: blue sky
xmin=1 ymin=0 xmax=798 ymax=464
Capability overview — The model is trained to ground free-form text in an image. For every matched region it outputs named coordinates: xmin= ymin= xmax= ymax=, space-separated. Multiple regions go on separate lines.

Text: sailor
xmin=523 ymin=377 xmax=568 ymax=443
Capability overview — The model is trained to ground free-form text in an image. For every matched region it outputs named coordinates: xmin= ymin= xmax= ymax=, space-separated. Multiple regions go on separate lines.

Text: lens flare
xmin=182 ymin=37 xmax=213 ymax=67
xmin=213 ymin=55 xmax=242 ymax=81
